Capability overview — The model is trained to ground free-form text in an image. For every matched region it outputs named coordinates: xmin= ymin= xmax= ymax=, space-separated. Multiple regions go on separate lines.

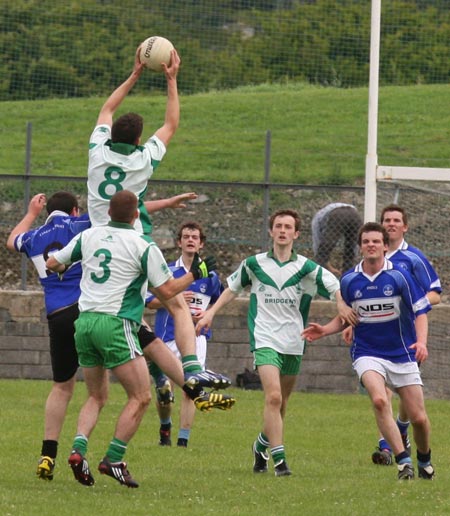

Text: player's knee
xmin=137 ymin=389 xmax=152 ymax=410
xmin=371 ymin=395 xmax=389 ymax=413
xmin=265 ymin=391 xmax=282 ymax=409
xmin=410 ymin=411 xmax=429 ymax=428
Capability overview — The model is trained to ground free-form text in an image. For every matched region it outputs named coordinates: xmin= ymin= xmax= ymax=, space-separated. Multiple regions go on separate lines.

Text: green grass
xmin=1 ymin=83 xmax=449 ymax=184
xmin=2 ymin=379 xmax=450 ymax=515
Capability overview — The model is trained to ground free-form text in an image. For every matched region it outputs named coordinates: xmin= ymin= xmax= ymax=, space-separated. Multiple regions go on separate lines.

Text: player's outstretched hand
xmin=28 ymin=193 xmax=47 ymax=217
xmin=167 ymin=192 xmax=198 ymax=209
xmin=341 ymin=325 xmax=353 ymax=345
xmin=195 ymin=311 xmax=213 ymax=336
xmin=302 ymin=323 xmax=327 ymax=342
xmin=410 ymin=340 xmax=428 ymax=363
xmin=162 ymin=49 xmax=181 ymax=80
xmin=336 ymin=299 xmax=358 ymax=327
xmin=133 ymin=45 xmax=145 ymax=76
xmin=190 ymin=253 xmax=216 ymax=280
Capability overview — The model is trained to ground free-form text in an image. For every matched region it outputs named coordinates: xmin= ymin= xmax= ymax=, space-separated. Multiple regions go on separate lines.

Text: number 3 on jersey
xmin=91 ymin=248 xmax=112 ymax=283
xmin=98 ymin=167 xmax=126 ymax=199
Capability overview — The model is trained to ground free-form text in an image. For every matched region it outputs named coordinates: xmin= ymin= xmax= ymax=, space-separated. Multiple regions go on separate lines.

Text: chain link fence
xmin=1 ymin=176 xmax=448 ymax=301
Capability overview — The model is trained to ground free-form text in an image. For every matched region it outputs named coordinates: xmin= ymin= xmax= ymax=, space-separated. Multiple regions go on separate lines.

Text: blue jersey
xmin=14 ymin=211 xmax=91 ymax=315
xmin=147 ymin=258 xmax=223 ymax=341
xmin=387 ymin=241 xmax=441 ymax=295
xmin=340 ymin=259 xmax=430 ymax=364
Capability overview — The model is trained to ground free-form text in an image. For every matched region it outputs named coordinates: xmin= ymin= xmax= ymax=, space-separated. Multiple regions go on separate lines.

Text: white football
xmin=139 ymin=36 xmax=174 ymax=72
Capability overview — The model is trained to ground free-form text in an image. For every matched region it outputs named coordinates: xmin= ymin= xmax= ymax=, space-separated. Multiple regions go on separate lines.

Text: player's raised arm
xmin=6 ymin=193 xmax=46 ymax=251
xmin=154 ymin=49 xmax=180 ymax=147
xmin=96 ymin=45 xmax=145 ymax=127
xmin=144 ymin=192 xmax=197 ymax=213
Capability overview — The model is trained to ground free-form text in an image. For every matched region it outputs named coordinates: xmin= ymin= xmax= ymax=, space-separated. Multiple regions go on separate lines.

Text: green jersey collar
xmin=107 ymin=221 xmax=135 ymax=230
xmin=106 ymin=140 xmax=144 ymax=155
xmin=267 ymin=248 xmax=296 ymax=264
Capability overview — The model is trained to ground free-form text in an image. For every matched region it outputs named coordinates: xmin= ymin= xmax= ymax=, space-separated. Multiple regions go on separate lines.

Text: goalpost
xmin=365 ymin=0 xmax=450 ymax=398
xmin=365 ymin=0 xmax=450 ymax=222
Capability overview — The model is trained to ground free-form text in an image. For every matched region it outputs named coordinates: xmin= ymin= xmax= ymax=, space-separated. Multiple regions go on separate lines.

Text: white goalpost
xmin=365 ymin=0 xmax=450 ymax=223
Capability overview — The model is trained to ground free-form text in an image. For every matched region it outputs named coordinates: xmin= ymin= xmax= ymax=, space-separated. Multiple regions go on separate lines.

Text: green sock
xmin=148 ymin=361 xmax=165 ymax=383
xmin=182 ymin=355 xmax=202 ymax=374
xmin=255 ymin=432 xmax=270 ymax=453
xmin=271 ymin=445 xmax=286 ymax=466
xmin=72 ymin=434 xmax=88 ymax=456
xmin=106 ymin=437 xmax=127 ymax=463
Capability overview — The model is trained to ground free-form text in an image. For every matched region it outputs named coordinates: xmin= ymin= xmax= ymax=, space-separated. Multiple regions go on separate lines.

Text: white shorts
xmin=353 ymin=356 xmax=423 ymax=390
xmin=166 ymin=335 xmax=208 ymax=369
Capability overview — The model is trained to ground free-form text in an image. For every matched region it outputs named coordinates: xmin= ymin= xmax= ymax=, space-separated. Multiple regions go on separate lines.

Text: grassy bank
xmin=1 ymin=83 xmax=448 ymax=185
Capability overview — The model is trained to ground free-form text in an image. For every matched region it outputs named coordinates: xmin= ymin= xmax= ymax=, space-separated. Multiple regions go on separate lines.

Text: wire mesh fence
xmin=2 ymin=176 xmax=448 ymax=299
xmin=2 ymin=1 xmax=448 ymax=102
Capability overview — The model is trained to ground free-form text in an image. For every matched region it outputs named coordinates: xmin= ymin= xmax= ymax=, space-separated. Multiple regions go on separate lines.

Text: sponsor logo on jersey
xmin=264 ymin=296 xmax=296 ymax=306
xmin=354 ymin=289 xmax=363 ymax=298
xmin=354 ymin=296 xmax=400 ymax=323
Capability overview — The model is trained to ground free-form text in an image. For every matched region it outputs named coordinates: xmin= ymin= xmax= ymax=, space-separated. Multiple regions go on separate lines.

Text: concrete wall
xmin=1 ymin=290 xmax=449 ymax=399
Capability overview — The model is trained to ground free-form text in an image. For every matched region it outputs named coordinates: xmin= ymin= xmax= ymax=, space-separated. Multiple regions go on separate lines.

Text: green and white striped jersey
xmin=87 ymin=124 xmax=166 ymax=234
xmin=227 ymin=250 xmax=340 ymax=355
xmin=52 ymin=222 xmax=172 ymax=324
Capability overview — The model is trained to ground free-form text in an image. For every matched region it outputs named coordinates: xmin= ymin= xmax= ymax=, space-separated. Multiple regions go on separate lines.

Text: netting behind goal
xmin=376 ymin=179 xmax=450 ymax=302
xmin=372 ymin=178 xmax=450 ymax=397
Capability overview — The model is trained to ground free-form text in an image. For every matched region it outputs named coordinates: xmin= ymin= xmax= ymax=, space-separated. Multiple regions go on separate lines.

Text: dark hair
xmin=269 ymin=209 xmax=301 ymax=231
xmin=177 ymin=221 xmax=206 ymax=243
xmin=109 ymin=190 xmax=138 ymax=223
xmin=380 ymin=204 xmax=408 ymax=226
xmin=46 ymin=191 xmax=78 ymax=215
xmin=111 ymin=113 xmax=143 ymax=144
xmin=358 ymin=222 xmax=389 ymax=246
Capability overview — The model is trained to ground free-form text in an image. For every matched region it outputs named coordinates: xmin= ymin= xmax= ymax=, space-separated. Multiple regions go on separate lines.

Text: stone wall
xmin=1 ymin=290 xmax=449 ymax=399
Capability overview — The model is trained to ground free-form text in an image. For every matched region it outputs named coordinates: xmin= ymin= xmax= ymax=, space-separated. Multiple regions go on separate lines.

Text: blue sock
xmin=395 ymin=451 xmax=412 ymax=465
xmin=396 ymin=417 xmax=410 ymax=436
xmin=417 ymin=449 xmax=431 ymax=467
xmin=379 ymin=438 xmax=391 ymax=452
xmin=178 ymin=428 xmax=190 ymax=441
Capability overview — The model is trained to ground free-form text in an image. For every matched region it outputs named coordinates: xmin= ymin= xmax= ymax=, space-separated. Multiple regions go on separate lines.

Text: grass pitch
xmin=2 ymin=379 xmax=450 ymax=515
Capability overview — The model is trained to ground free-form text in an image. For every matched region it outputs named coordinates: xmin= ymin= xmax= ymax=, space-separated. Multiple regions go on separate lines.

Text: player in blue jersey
xmin=146 ymin=222 xmax=233 ymax=447
xmin=371 ymin=205 xmax=441 ymax=465
xmin=303 ymin=222 xmax=435 ymax=480
xmin=6 ymin=192 xmax=90 ymax=481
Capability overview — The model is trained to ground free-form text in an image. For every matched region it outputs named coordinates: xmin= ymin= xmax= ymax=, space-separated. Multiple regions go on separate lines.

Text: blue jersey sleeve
xmin=390 ymin=247 xmax=441 ymax=294
xmin=13 ymin=214 xmax=89 ymax=314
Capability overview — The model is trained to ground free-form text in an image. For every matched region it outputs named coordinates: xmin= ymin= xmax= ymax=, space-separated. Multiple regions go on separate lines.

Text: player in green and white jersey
xmin=46 ymin=190 xmax=223 ymax=488
xmin=86 ymin=44 xmax=232 ymax=406
xmin=196 ymin=209 xmax=357 ymax=477
xmin=87 ymin=45 xmax=180 ymax=234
